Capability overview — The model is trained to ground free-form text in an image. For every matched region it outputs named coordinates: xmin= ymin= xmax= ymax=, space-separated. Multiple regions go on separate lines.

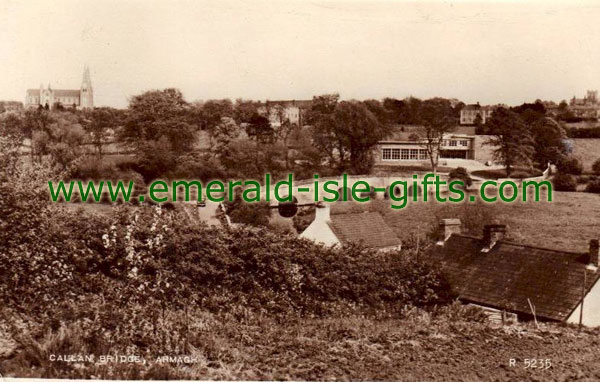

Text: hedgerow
xmin=0 ymin=140 xmax=452 ymax=367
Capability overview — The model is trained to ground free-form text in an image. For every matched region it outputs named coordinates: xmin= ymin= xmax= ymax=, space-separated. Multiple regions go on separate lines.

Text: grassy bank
xmin=2 ymin=305 xmax=600 ymax=381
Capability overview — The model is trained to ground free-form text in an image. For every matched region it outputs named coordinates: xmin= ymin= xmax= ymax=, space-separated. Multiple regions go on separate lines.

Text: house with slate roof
xmin=300 ymin=204 xmax=402 ymax=251
xmin=429 ymin=219 xmax=600 ymax=327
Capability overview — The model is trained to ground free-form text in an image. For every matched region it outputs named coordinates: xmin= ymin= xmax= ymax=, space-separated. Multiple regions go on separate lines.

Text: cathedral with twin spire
xmin=25 ymin=65 xmax=93 ymax=110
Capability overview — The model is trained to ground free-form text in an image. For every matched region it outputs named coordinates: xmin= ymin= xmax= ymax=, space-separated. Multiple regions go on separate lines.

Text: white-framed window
xmin=382 ymin=148 xmax=392 ymax=160
xmin=449 ymin=140 xmax=458 ymax=146
xmin=383 ymin=147 xmax=429 ymax=161
xmin=460 ymin=140 xmax=468 ymax=146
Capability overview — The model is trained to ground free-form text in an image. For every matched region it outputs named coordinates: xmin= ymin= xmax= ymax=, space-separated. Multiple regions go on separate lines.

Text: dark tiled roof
xmin=53 ymin=89 xmax=81 ymax=97
xmin=261 ymin=100 xmax=313 ymax=109
xmin=429 ymin=234 xmax=600 ymax=321
xmin=328 ymin=212 xmax=402 ymax=249
xmin=25 ymin=89 xmax=80 ymax=97
xmin=462 ymin=104 xmax=482 ymax=110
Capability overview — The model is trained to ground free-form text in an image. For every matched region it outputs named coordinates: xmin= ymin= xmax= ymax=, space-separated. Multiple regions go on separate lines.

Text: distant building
xmin=0 ymin=101 xmax=23 ymax=113
xmin=374 ymin=125 xmax=497 ymax=166
xmin=569 ymin=90 xmax=600 ymax=120
xmin=375 ymin=124 xmax=477 ymax=165
xmin=460 ymin=103 xmax=500 ymax=125
xmin=428 ymin=219 xmax=600 ymax=327
xmin=25 ymin=65 xmax=93 ymax=110
xmin=257 ymin=99 xmax=312 ymax=127
xmin=300 ymin=206 xmax=402 ymax=251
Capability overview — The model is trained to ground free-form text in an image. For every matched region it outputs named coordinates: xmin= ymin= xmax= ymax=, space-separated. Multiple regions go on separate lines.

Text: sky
xmin=1 ymin=0 xmax=599 ymax=108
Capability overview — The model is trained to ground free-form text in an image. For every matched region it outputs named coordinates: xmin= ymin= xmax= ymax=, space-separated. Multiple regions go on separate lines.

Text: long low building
xmin=374 ymin=125 xmax=496 ymax=166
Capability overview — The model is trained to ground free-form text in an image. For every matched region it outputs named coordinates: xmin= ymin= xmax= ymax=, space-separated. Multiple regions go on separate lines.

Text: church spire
xmin=80 ymin=64 xmax=94 ymax=109
xmin=82 ymin=64 xmax=92 ymax=87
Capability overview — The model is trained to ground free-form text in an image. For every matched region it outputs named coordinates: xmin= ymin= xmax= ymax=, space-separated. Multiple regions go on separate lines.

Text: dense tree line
xmin=483 ymin=102 xmax=569 ymax=176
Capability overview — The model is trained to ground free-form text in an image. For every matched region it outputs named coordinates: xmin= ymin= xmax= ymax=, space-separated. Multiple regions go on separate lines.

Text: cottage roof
xmin=428 ymin=234 xmax=600 ymax=321
xmin=328 ymin=211 xmax=401 ymax=249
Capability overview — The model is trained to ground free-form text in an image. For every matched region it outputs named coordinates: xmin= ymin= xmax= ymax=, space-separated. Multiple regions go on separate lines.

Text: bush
xmin=592 ymin=158 xmax=600 ymax=175
xmin=552 ymin=173 xmax=577 ymax=192
xmin=224 ymin=192 xmax=272 ymax=226
xmin=585 ymin=177 xmax=600 ymax=193
xmin=448 ymin=167 xmax=472 ymax=187
xmin=577 ymin=175 xmax=591 ymax=184
xmin=557 ymin=157 xmax=583 ymax=175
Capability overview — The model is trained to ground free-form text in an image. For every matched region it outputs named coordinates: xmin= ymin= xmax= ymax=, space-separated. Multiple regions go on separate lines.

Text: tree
xmin=171 ymin=151 xmax=227 ymax=181
xmin=0 ymin=113 xmax=24 ymax=137
xmin=266 ymin=104 xmax=299 ymax=170
xmin=120 ymin=88 xmax=197 ymax=153
xmin=195 ymin=99 xmax=233 ymax=130
xmin=485 ymin=107 xmax=534 ymax=177
xmin=418 ymin=98 xmax=457 ymax=173
xmin=224 ymin=192 xmax=272 ymax=227
xmin=558 ymin=100 xmax=568 ymax=111
xmin=311 ymin=100 xmax=391 ymax=174
xmin=210 ymin=117 xmax=241 ymax=153
xmin=304 ymin=93 xmax=339 ymax=126
xmin=233 ymin=99 xmax=260 ymax=125
xmin=220 ymin=137 xmax=286 ymax=179
xmin=82 ymin=107 xmax=121 ymax=157
xmin=22 ymin=109 xmax=54 ymax=163
xmin=512 ymin=101 xmax=546 ymax=124
xmin=134 ymin=136 xmax=178 ymax=181
xmin=245 ymin=113 xmax=274 ymax=143
xmin=0 ymin=126 xmax=23 ymax=180
xmin=23 ymin=108 xmax=53 ymax=139
xmin=556 ymin=157 xmax=583 ymax=175
xmin=529 ymin=117 xmax=567 ymax=169
xmin=46 ymin=115 xmax=87 ymax=170
xmin=288 ymin=126 xmax=333 ymax=178
xmin=193 ymin=99 xmax=235 ymax=151
xmin=362 ymin=99 xmax=390 ymax=125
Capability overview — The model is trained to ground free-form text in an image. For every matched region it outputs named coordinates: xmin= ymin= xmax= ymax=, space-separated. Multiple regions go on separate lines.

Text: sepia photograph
xmin=1 ymin=0 xmax=600 ymax=380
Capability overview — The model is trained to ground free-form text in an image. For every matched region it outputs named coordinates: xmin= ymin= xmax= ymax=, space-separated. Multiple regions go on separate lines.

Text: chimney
xmin=437 ymin=219 xmax=461 ymax=244
xmin=588 ymin=239 xmax=599 ymax=267
xmin=482 ymin=224 xmax=506 ymax=251
xmin=314 ymin=202 xmax=330 ymax=223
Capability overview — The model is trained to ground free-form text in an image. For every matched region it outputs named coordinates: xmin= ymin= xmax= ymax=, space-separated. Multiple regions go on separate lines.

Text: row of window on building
xmin=382 ymin=148 xmax=429 ymax=161
xmin=443 ymin=139 xmax=469 ymax=147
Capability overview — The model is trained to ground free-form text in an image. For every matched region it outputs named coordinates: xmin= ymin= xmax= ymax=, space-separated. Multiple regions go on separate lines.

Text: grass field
xmin=375 ymin=190 xmax=600 ymax=253
xmin=572 ymin=138 xmax=600 ymax=173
